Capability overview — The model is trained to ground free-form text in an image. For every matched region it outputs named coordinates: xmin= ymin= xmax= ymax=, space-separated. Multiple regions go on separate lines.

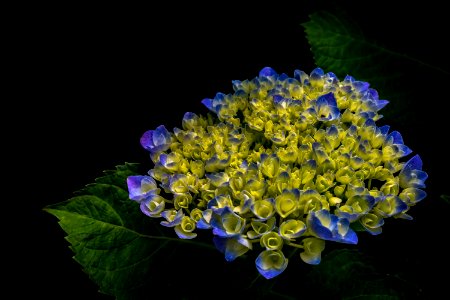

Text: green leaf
xmin=302 ymin=11 xmax=449 ymax=124
xmin=305 ymin=249 xmax=419 ymax=299
xmin=44 ymin=163 xmax=216 ymax=299
xmin=440 ymin=194 xmax=450 ymax=205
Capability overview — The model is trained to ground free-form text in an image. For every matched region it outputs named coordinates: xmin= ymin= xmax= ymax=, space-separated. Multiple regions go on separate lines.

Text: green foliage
xmin=441 ymin=194 xmax=450 ymax=204
xmin=306 ymin=249 xmax=418 ymax=299
xmin=44 ymin=163 xmax=216 ymax=299
xmin=302 ymin=11 xmax=449 ymax=123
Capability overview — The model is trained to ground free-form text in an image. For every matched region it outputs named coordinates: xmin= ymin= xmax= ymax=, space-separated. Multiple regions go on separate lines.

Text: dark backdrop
xmin=25 ymin=1 xmax=449 ymax=299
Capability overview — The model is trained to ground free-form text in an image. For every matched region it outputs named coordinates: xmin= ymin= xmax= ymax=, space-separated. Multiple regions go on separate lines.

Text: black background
xmin=21 ymin=1 xmax=450 ymax=299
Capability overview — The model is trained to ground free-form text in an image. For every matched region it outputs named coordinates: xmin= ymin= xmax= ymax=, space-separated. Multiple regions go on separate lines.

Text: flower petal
xmin=255 ymin=250 xmax=288 ymax=279
xmin=127 ymin=175 xmax=159 ymax=202
xmin=399 ymin=155 xmax=428 ymax=188
xmin=213 ymin=236 xmax=251 ymax=262
xmin=259 ymin=67 xmax=277 ymax=77
xmin=300 ymin=237 xmax=325 ymax=265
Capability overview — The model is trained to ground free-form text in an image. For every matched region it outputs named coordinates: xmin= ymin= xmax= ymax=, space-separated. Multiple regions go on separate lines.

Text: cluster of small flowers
xmin=127 ymin=67 xmax=427 ymax=279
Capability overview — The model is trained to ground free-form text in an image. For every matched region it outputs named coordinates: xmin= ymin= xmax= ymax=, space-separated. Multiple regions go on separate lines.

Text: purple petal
xmin=140 ymin=130 xmax=155 ymax=151
xmin=140 ymin=125 xmax=171 ymax=154
xmin=127 ymin=175 xmax=158 ymax=201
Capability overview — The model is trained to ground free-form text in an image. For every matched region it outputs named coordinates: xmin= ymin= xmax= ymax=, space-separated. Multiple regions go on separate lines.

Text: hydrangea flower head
xmin=128 ymin=66 xmax=428 ymax=278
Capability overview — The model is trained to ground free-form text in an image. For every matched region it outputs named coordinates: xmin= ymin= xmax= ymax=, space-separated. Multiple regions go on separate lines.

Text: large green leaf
xmin=302 ymin=11 xmax=449 ymax=124
xmin=305 ymin=249 xmax=419 ymax=299
xmin=44 ymin=163 xmax=216 ymax=299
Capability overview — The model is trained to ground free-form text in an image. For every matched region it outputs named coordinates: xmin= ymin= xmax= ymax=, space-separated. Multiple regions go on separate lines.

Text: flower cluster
xmin=127 ymin=67 xmax=427 ymax=279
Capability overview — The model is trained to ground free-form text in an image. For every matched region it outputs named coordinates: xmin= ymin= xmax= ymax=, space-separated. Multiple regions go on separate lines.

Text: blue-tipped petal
xmin=251 ymin=198 xmax=276 ymax=220
xmin=160 ymin=209 xmax=184 ymax=227
xmin=159 ymin=153 xmax=168 ymax=166
xmin=211 ymin=206 xmax=245 ymax=237
xmin=364 ymin=118 xmax=376 ymax=127
xmin=215 ymin=92 xmax=225 ymax=101
xmin=207 ymin=194 xmax=233 ymax=214
xmin=310 ymin=67 xmax=324 ymax=80
xmin=201 ymin=98 xmax=214 ymax=111
xmin=316 ymin=93 xmax=340 ymax=121
xmin=273 ymin=95 xmax=285 ymax=106
xmin=259 ymin=67 xmax=277 ymax=77
xmin=327 ymin=124 xmax=339 ymax=136
xmin=360 ymin=213 xmax=384 ymax=235
xmin=196 ymin=209 xmax=213 ymax=229
xmin=326 ymin=71 xmax=338 ymax=80
xmin=317 ymin=92 xmax=338 ymax=107
xmin=335 ymin=194 xmax=376 ymax=222
xmin=127 ymin=175 xmax=159 ymax=201
xmin=403 ymin=154 xmax=423 ymax=170
xmin=344 ymin=75 xmax=355 ymax=83
xmin=174 ymin=226 xmax=197 ymax=239
xmin=334 ymin=218 xmax=358 ymax=244
xmin=307 ymin=209 xmax=358 ymax=244
xmin=205 ymin=172 xmax=229 ymax=187
xmin=306 ymin=209 xmax=335 ymax=240
xmin=379 ymin=125 xmax=390 ymax=135
xmin=375 ymin=100 xmax=389 ymax=110
xmin=399 ymin=188 xmax=427 ymax=205
xmin=353 ymin=81 xmax=370 ymax=92
xmin=279 ymin=219 xmax=307 ymax=240
xmin=140 ymin=194 xmax=165 ymax=217
xmin=294 ymin=69 xmax=309 ymax=84
xmin=278 ymin=73 xmax=289 ymax=81
xmin=399 ymin=155 xmax=428 ymax=188
xmin=255 ymin=250 xmax=288 ymax=279
xmin=140 ymin=125 xmax=172 ymax=154
xmin=182 ymin=112 xmax=198 ymax=130
xmin=374 ymin=195 xmax=408 ymax=217
xmin=365 ymin=88 xmax=379 ymax=100
xmin=387 ymin=131 xmax=404 ymax=145
xmin=213 ymin=236 xmax=251 ymax=262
